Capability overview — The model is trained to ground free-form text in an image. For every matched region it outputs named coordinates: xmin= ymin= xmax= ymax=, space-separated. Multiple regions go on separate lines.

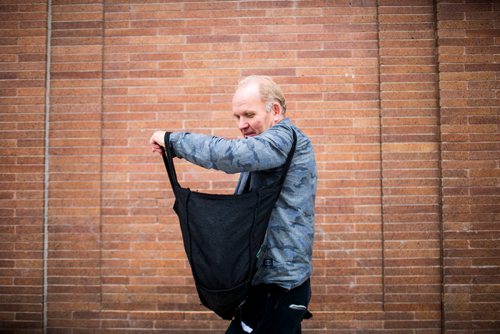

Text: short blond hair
xmin=238 ymin=75 xmax=287 ymax=114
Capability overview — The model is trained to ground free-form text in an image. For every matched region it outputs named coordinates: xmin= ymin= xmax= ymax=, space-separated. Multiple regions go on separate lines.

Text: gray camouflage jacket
xmin=169 ymin=118 xmax=317 ymax=289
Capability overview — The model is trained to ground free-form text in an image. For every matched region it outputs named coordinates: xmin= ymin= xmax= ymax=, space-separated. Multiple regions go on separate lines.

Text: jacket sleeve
xmin=168 ymin=124 xmax=294 ymax=174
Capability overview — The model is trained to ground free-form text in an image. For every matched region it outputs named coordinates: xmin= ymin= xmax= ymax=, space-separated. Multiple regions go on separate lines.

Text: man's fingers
xmin=150 ymin=131 xmax=166 ymax=155
xmin=151 ymin=144 xmax=162 ymax=153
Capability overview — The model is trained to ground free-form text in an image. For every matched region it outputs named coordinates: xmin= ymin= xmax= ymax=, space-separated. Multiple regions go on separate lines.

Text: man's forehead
xmin=234 ymin=82 xmax=260 ymax=100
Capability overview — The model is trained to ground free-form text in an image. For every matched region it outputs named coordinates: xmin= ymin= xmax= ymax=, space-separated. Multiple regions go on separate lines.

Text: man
xmin=150 ymin=75 xmax=317 ymax=334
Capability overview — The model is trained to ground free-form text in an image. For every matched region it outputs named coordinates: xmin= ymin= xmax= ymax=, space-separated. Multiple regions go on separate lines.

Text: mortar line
xmin=99 ymin=0 xmax=106 ymax=308
xmin=432 ymin=0 xmax=446 ymax=332
xmin=375 ymin=0 xmax=386 ymax=312
xmin=43 ymin=0 xmax=52 ymax=332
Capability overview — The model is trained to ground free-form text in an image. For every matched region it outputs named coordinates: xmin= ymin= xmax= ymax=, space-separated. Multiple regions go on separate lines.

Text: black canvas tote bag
xmin=161 ymin=130 xmax=297 ymax=320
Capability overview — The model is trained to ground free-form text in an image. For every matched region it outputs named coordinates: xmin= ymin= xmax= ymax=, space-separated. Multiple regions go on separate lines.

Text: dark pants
xmin=225 ymin=279 xmax=311 ymax=334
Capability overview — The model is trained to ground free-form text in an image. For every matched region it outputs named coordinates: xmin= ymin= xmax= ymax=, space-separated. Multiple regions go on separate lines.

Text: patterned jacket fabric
xmin=169 ymin=118 xmax=317 ymax=289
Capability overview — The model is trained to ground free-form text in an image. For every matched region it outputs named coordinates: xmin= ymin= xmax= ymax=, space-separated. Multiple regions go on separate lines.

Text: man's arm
xmin=150 ymin=123 xmax=294 ymax=174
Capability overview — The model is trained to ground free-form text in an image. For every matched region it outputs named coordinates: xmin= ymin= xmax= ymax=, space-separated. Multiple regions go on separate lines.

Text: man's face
xmin=232 ymin=83 xmax=277 ymax=138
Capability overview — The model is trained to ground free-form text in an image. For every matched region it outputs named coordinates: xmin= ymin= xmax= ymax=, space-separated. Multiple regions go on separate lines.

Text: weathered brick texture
xmin=1 ymin=0 xmax=498 ymax=332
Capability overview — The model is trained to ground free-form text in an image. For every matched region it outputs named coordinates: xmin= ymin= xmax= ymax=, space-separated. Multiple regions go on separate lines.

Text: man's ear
xmin=272 ymin=102 xmax=282 ymax=121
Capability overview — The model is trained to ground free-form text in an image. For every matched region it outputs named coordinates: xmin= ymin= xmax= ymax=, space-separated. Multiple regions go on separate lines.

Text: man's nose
xmin=238 ymin=118 xmax=248 ymax=129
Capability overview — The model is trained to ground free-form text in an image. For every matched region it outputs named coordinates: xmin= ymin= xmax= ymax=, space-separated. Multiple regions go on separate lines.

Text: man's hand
xmin=150 ymin=131 xmax=166 ymax=155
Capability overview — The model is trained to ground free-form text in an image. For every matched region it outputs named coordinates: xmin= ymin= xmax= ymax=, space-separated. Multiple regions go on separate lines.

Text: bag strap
xmin=278 ymin=129 xmax=297 ymax=186
xmin=161 ymin=132 xmax=180 ymax=190
xmin=161 ymin=129 xmax=298 ymax=190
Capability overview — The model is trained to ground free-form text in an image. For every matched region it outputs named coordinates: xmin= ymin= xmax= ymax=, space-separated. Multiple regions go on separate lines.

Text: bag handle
xmin=161 ymin=132 xmax=180 ymax=190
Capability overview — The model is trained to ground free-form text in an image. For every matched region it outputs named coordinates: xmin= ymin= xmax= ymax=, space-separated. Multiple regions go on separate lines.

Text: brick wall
xmin=1 ymin=1 xmax=498 ymax=333
xmin=379 ymin=1 xmax=442 ymax=331
xmin=0 ymin=1 xmax=47 ymax=332
xmin=437 ymin=1 xmax=500 ymax=332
